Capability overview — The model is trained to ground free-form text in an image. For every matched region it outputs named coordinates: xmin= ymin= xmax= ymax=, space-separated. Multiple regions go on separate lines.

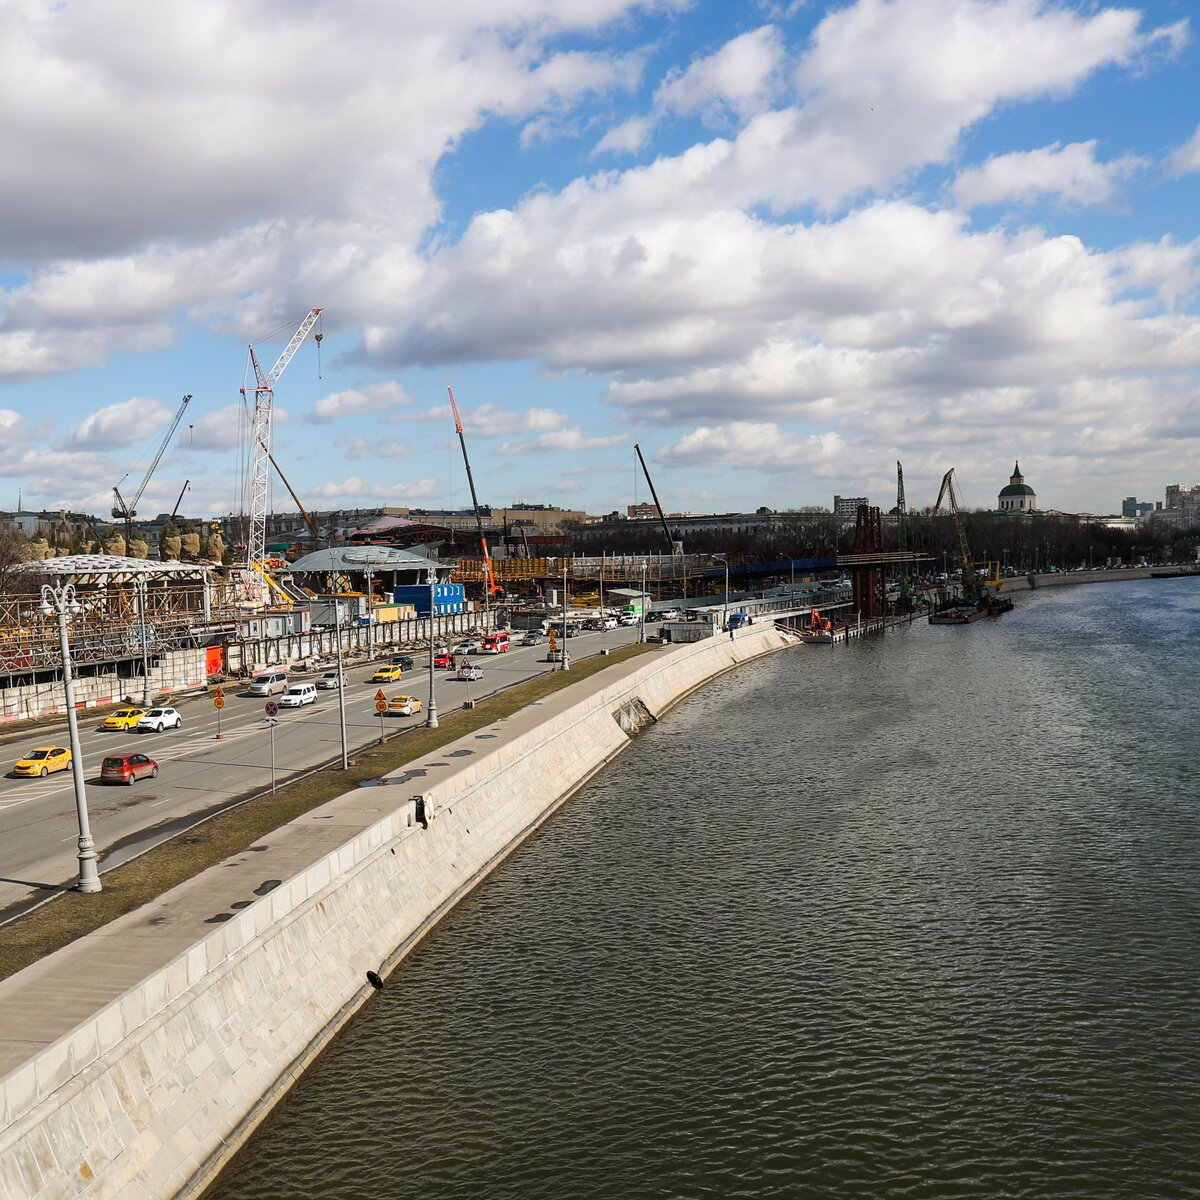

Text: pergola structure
xmin=3 ymin=556 xmax=217 ymax=676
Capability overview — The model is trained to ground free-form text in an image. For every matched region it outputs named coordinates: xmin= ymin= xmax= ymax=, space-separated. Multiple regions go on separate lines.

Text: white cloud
xmin=594 ymin=115 xmax=655 ymax=156
xmin=187 ymin=403 xmax=246 ymax=452
xmin=309 ymin=382 xmax=412 ymax=423
xmin=656 ymin=25 xmax=785 ymax=121
xmin=499 ymin=426 xmax=627 ymax=454
xmin=342 ymin=436 xmax=410 ymax=461
xmin=1170 ymin=123 xmax=1200 ymax=176
xmin=396 ymin=403 xmax=569 ymax=437
xmin=308 ymin=475 xmax=441 ymax=501
xmin=952 ymin=141 xmax=1141 ymax=209
xmin=659 ymin=423 xmax=850 ymax=474
xmin=64 ymin=397 xmax=172 ymax=450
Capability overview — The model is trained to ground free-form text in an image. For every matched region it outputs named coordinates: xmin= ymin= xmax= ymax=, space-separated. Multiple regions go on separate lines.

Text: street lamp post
xmin=561 ymin=561 xmax=570 ymax=671
xmin=365 ymin=566 xmax=374 ymax=658
xmin=137 ymin=577 xmax=152 ymax=706
xmin=426 ymin=570 xmax=439 ymax=728
xmin=640 ymin=560 xmax=647 ymax=644
xmin=39 ymin=583 xmax=101 ymax=893
xmin=715 ymin=554 xmax=729 ymax=629
xmin=333 ymin=594 xmax=349 ymax=769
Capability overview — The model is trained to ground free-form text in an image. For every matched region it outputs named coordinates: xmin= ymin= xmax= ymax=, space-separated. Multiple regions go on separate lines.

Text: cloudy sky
xmin=2 ymin=0 xmax=1198 ymax=523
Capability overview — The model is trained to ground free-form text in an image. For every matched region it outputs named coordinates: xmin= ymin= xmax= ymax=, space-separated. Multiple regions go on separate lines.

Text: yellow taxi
xmin=388 ymin=694 xmax=423 ymax=716
xmin=99 ymin=707 xmax=147 ymax=731
xmin=13 ymin=745 xmax=72 ymax=778
xmin=371 ymin=664 xmax=404 ymax=683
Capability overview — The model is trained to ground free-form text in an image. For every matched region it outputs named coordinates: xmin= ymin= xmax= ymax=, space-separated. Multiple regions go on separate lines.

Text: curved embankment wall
xmin=0 ymin=626 xmax=794 ymax=1200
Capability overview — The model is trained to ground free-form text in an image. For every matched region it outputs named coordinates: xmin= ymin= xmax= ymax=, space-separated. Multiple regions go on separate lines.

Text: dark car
xmin=390 ymin=655 xmax=415 ymax=670
xmin=100 ymin=753 xmax=158 ymax=785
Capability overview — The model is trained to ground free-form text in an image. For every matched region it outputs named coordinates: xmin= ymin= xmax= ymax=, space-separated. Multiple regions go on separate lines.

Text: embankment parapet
xmin=0 ymin=625 xmax=789 ymax=1200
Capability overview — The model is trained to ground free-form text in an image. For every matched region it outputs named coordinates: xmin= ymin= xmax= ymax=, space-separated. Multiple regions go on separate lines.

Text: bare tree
xmin=0 ymin=524 xmax=33 ymax=598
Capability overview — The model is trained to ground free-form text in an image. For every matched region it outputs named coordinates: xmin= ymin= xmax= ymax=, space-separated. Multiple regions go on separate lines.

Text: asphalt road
xmin=0 ymin=624 xmax=647 ymax=918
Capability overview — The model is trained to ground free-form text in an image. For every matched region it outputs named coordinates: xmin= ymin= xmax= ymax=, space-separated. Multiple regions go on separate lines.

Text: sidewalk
xmin=0 ymin=649 xmax=660 ymax=1078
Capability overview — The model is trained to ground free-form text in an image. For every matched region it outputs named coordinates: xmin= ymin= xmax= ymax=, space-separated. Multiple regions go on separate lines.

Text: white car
xmin=137 ymin=707 xmax=183 ymax=733
xmin=452 ymin=640 xmax=480 ymax=656
xmin=457 ymin=663 xmax=484 ymax=681
xmin=599 ymin=617 xmax=618 ymax=630
xmin=279 ymin=684 xmax=317 ymax=707
xmin=316 ymin=670 xmax=346 ymax=689
xmin=520 ymin=632 xmax=542 ymax=646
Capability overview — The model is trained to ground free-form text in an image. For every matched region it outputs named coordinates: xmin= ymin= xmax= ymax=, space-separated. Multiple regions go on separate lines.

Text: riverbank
xmin=0 ymin=623 xmax=797 ymax=1200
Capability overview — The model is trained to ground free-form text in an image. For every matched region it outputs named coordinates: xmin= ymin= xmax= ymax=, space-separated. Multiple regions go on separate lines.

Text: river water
xmin=209 ymin=578 xmax=1200 ymax=1200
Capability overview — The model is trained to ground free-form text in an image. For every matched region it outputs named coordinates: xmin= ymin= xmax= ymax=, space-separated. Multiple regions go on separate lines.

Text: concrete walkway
xmin=0 ymin=647 xmax=667 ymax=1079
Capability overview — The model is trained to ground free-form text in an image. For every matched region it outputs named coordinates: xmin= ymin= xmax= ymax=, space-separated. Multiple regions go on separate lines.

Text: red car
xmin=100 ymin=752 xmax=159 ymax=785
xmin=434 ymin=652 xmax=454 ymax=669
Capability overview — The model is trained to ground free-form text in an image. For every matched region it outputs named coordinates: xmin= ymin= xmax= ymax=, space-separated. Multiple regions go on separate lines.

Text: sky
xmin=2 ymin=0 xmax=1199 ymax=524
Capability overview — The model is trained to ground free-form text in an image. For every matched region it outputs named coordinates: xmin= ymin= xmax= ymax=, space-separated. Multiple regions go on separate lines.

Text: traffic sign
xmin=375 ymin=698 xmax=388 ymax=714
xmin=374 ymin=689 xmax=387 ymax=703
xmin=264 ymin=701 xmax=279 ymax=718
xmin=212 ymin=685 xmax=225 ymax=701
xmin=213 ymin=696 xmax=225 ymax=710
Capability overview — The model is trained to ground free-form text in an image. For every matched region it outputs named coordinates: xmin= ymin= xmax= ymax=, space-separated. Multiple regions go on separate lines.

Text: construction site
xmin=0 ymin=308 xmax=961 ymax=722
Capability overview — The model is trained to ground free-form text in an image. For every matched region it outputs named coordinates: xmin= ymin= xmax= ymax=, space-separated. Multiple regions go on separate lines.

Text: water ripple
xmin=211 ymin=579 xmax=1200 ymax=1200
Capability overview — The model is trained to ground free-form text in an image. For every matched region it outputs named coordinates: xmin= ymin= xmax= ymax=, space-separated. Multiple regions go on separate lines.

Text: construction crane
xmin=934 ymin=468 xmax=979 ymax=602
xmin=241 ymin=308 xmax=322 ymax=571
xmin=895 ymin=461 xmax=914 ymax=609
xmin=169 ymin=480 xmax=190 ymax=522
xmin=633 ymin=443 xmax=679 ymax=555
xmin=258 ymin=438 xmax=320 ymax=544
xmin=112 ymin=394 xmax=191 ymax=550
xmin=446 ymin=386 xmax=501 ymax=595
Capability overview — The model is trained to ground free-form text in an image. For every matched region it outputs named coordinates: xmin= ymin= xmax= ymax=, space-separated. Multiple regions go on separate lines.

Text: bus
xmin=480 ymin=632 xmax=510 ymax=654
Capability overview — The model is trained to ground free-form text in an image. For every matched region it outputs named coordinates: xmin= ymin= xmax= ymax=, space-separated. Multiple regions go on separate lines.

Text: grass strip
xmin=0 ymin=645 xmax=652 ymax=981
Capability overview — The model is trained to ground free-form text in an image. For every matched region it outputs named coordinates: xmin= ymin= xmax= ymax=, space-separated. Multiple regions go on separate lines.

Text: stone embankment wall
xmin=0 ymin=625 xmax=795 ymax=1200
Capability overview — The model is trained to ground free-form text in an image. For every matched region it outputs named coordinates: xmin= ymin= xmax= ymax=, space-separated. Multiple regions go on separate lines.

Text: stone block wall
xmin=0 ymin=625 xmax=788 ymax=1199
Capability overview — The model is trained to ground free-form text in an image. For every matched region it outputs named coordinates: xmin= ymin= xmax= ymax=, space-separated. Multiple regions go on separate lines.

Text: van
xmin=279 ymin=683 xmax=317 ymax=708
xmin=480 ymin=632 xmax=509 ymax=654
xmin=247 ymin=670 xmax=288 ymax=696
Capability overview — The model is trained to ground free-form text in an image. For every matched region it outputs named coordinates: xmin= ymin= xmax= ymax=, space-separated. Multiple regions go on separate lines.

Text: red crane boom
xmin=447 ymin=387 xmax=501 ymax=595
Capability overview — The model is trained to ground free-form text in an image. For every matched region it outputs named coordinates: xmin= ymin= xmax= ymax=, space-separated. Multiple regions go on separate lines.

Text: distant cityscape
xmin=2 ymin=460 xmax=1200 ymax=568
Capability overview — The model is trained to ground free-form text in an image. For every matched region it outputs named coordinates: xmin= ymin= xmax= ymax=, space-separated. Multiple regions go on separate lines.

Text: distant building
xmin=627 ymin=502 xmax=658 ymax=520
xmin=1158 ymin=483 xmax=1200 ymax=527
xmin=998 ymin=462 xmax=1036 ymax=513
xmin=1122 ymin=497 xmax=1154 ymax=519
xmin=833 ymin=495 xmax=868 ymax=519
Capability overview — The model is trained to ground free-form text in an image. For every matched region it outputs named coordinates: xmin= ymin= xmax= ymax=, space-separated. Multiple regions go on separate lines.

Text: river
xmin=209 ymin=577 xmax=1200 ymax=1199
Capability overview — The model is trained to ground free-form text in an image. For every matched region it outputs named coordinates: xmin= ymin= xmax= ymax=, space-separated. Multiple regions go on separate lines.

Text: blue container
xmin=393 ymin=582 xmax=465 ymax=616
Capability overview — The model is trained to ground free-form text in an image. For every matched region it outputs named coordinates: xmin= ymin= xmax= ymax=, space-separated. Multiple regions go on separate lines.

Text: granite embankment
xmin=0 ymin=623 xmax=797 ymax=1200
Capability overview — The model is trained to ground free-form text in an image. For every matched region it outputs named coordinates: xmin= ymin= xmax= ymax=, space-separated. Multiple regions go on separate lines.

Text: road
xmin=0 ymin=624 xmax=647 ymax=918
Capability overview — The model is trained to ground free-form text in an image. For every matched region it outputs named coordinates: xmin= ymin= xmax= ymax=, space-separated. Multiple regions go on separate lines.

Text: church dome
xmin=999 ymin=482 xmax=1035 ymax=498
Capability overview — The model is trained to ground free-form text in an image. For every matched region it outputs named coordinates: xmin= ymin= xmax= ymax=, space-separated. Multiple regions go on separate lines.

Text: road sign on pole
xmin=264 ymin=701 xmax=279 ymax=718
xmin=374 ymin=689 xmax=387 ymax=704
xmin=213 ymin=695 xmax=225 ymax=710
xmin=374 ymin=698 xmax=388 ymax=714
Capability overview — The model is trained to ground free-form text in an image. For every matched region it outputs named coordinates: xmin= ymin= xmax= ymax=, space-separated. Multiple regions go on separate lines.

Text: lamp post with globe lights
xmin=39 ymin=582 xmax=101 ymax=893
